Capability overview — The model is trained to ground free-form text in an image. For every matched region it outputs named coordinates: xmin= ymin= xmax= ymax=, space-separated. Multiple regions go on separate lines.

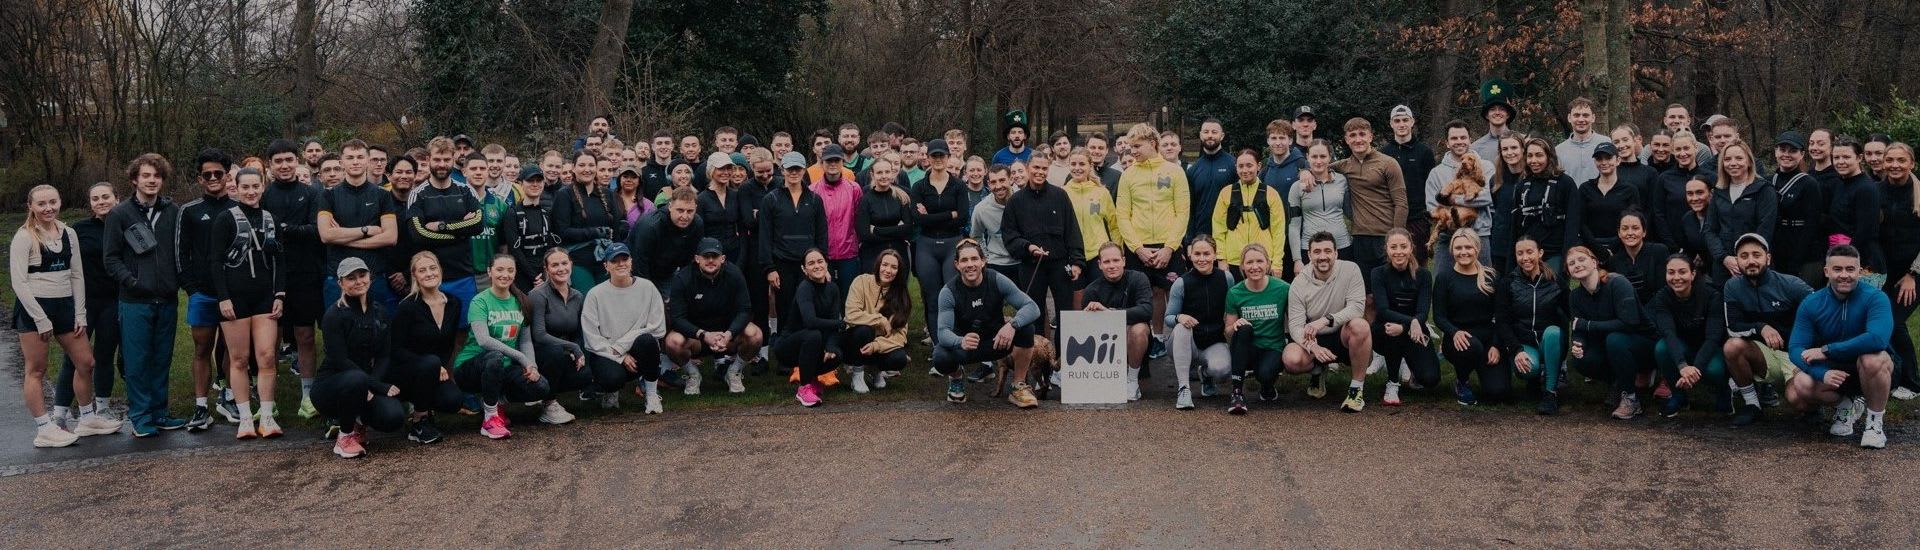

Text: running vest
xmin=26 ymin=230 xmax=73 ymax=274
xmin=947 ymin=272 xmax=1010 ymax=337
xmin=222 ymin=205 xmax=278 ymax=274
xmin=1177 ymin=268 xmax=1229 ymax=347
xmin=1225 ymin=182 xmax=1272 ymax=231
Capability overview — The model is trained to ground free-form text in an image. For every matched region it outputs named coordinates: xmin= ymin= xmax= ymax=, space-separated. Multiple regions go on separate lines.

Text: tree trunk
xmin=1579 ymin=0 xmax=1611 ymax=126
xmin=581 ymin=0 xmax=637 ymax=124
xmin=1425 ymin=0 xmax=1464 ymax=141
xmin=291 ymin=0 xmax=319 ymax=135
xmin=230 ymin=0 xmax=249 ymax=75
xmin=1605 ymin=0 xmax=1631 ymax=127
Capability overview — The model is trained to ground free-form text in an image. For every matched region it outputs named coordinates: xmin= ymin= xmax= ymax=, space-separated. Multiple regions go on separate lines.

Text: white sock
xmin=1127 ymin=367 xmax=1141 ymax=382
xmin=482 ymin=403 xmax=499 ymax=419
xmin=78 ymin=403 xmax=95 ymax=416
xmin=727 ymin=360 xmax=744 ymax=378
xmin=33 ymin=414 xmax=52 ymax=427
xmin=642 ymin=380 xmax=659 ymax=397
xmin=51 ymin=406 xmax=70 ymax=420
xmin=194 ymin=397 xmax=208 ymax=407
xmin=300 ymin=378 xmax=314 ymax=397
xmin=1386 ymin=381 xmax=1400 ymax=390
xmin=260 ymin=401 xmax=276 ymax=417
xmin=1737 ymin=384 xmax=1759 ymax=406
xmin=237 ymin=402 xmax=254 ymax=422
xmin=1866 ymin=409 xmax=1886 ymax=424
xmin=1350 ymin=380 xmax=1364 ymax=390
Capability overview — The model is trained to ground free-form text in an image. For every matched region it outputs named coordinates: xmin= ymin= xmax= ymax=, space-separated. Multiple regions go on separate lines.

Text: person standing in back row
xmin=1330 ymin=118 xmax=1407 ymax=283
xmin=104 ymin=154 xmax=190 ymax=436
xmin=1004 ymin=155 xmax=1085 ymax=339
xmin=1382 ymin=106 xmax=1437 ymax=262
xmin=261 ymin=139 xmax=326 ymax=419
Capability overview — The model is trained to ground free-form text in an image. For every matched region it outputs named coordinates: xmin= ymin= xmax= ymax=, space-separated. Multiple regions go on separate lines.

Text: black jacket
xmin=72 ymin=217 xmax=116 ymax=307
xmin=102 ymin=195 xmax=181 ymax=303
xmin=390 ymin=294 xmax=462 ymax=368
xmin=856 ymin=186 xmax=914 ymax=254
xmin=1381 ymin=138 xmax=1437 ymax=218
xmin=1655 ymin=164 xmax=1708 ymax=251
xmin=1494 ymin=269 xmax=1567 ymax=353
xmin=1082 ymin=269 xmax=1153 ymax=325
xmin=1650 ymin=283 xmax=1725 ymax=369
xmin=1002 ymin=183 xmax=1084 ymax=266
xmin=177 ymin=193 xmax=234 ymax=295
xmin=497 ymin=199 xmax=563 ymax=291
xmin=319 ymin=300 xmax=394 ymax=395
xmin=668 ymin=262 xmax=751 ymax=337
xmin=1605 ymin=242 xmax=1670 ymax=305
xmin=911 ymin=175 xmax=970 ymax=239
xmin=627 ymin=208 xmax=705 ymax=284
xmin=261 ymin=178 xmax=323 ymax=276
xmin=1570 ymin=273 xmax=1654 ymax=340
xmin=405 ymin=183 xmax=484 ymax=280
xmin=696 ymin=186 xmax=744 ymax=259
xmin=791 ymin=277 xmax=846 ymax=354
xmin=552 ymin=182 xmax=627 ymax=251
xmin=1370 ymin=264 xmax=1432 ymax=328
xmin=1511 ymin=174 xmax=1577 ymax=256
xmin=1771 ymin=170 xmax=1826 ymax=271
xmin=1829 ymin=172 xmax=1884 ymax=271
xmin=1571 ymin=179 xmax=1640 ymax=255
xmin=1879 ymin=177 xmax=1920 ymax=276
xmin=757 ymin=186 xmax=829 ymax=273
xmin=1704 ymin=179 xmax=1778 ymax=264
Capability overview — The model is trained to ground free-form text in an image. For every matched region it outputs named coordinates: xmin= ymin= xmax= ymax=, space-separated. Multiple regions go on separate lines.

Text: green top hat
xmin=1480 ymin=78 xmax=1515 ymax=119
xmin=1004 ymin=110 xmax=1029 ymax=132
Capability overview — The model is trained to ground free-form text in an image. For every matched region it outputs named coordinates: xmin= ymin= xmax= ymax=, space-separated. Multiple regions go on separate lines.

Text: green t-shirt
xmin=456 ymin=288 xmax=525 ymax=366
xmin=1227 ymin=279 xmax=1290 ymax=351
xmin=469 ymin=188 xmax=515 ymax=274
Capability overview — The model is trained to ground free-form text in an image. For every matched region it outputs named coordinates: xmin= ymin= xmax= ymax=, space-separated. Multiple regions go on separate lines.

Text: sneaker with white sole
xmin=850 ymin=368 xmax=870 ymax=394
xmin=1366 ymin=353 xmax=1386 ymax=376
xmin=873 ymin=370 xmax=888 ymax=389
xmin=1860 ymin=415 xmax=1888 ymax=449
xmin=33 ymin=423 xmax=78 ymax=448
xmin=538 ymin=401 xmax=575 ymax=425
xmin=1175 ymin=386 xmax=1194 ymax=410
xmin=480 ymin=415 xmax=511 ymax=439
xmin=257 ymin=415 xmax=283 ymax=438
xmin=1382 ymin=382 xmax=1402 ymax=406
xmin=297 ymin=395 xmax=318 ymax=419
xmin=72 ymin=413 xmax=122 ymax=437
xmin=683 ymin=365 xmax=703 ymax=396
xmin=1830 ymin=396 xmax=1865 ymax=437
xmin=1894 ymin=387 xmax=1917 ymax=401
xmin=726 ymin=371 xmax=746 ymax=394
xmin=1127 ymin=377 xmax=1141 ymax=402
xmin=946 ymin=379 xmax=968 ymax=403
xmin=644 ymin=389 xmax=663 ymax=414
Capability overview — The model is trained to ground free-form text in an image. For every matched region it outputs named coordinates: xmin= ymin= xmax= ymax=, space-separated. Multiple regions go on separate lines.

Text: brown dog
xmin=990 ymin=335 xmax=1055 ymax=399
xmin=1430 ymin=158 xmax=1488 ymax=251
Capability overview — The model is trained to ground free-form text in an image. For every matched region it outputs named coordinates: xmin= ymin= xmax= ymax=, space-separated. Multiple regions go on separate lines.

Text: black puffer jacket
xmin=1494 ymin=269 xmax=1567 ymax=354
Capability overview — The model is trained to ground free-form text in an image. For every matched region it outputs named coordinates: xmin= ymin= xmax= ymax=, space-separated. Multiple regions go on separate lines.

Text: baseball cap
xmin=336 ymin=257 xmax=370 ymax=279
xmin=1293 ymin=106 xmax=1316 ymax=120
xmin=1699 ymin=114 xmax=1729 ymax=130
xmin=452 ymin=134 xmax=473 ymax=147
xmin=707 ymin=152 xmax=735 ymax=168
xmin=1775 ymin=131 xmax=1807 ymax=150
xmin=1390 ymin=105 xmax=1414 ymax=119
xmin=1592 ymin=141 xmax=1618 ymax=158
xmin=516 ymin=165 xmax=544 ymax=181
xmin=822 ymin=144 xmax=848 ymax=161
xmin=597 ymin=242 xmax=632 ymax=262
xmin=616 ymin=164 xmax=642 ymax=179
xmin=780 ymin=151 xmax=808 ymax=170
xmin=927 ymin=138 xmax=950 ymax=157
xmin=1735 ymin=232 xmax=1770 ymax=252
xmin=695 ymin=238 xmax=725 ymax=256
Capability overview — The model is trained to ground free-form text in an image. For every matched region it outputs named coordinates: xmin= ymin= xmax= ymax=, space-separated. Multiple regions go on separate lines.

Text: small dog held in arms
xmin=1430 ymin=152 xmax=1489 ymax=252
xmin=990 ymin=335 xmax=1055 ymax=399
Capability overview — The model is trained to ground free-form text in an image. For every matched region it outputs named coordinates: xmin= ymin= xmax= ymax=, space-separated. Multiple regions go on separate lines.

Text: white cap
xmin=1390 ymin=105 xmax=1414 ymax=119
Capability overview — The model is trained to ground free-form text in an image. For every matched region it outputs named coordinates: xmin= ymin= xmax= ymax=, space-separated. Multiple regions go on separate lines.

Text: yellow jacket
xmin=1116 ymin=157 xmax=1190 ymax=251
xmin=1211 ymin=179 xmax=1288 ymax=267
xmin=1065 ymin=178 xmax=1122 ymax=254
xmin=843 ymin=274 xmax=907 ymax=354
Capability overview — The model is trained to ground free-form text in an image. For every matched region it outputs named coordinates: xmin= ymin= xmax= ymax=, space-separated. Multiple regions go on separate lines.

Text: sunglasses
xmin=200 ymin=170 xmax=227 ymax=180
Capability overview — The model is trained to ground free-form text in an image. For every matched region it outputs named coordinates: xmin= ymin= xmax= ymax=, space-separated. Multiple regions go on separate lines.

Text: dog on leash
xmin=990 ymin=334 xmax=1055 ymax=399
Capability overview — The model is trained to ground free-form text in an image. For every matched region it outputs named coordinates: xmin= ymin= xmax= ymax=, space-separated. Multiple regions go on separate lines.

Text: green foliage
xmin=1135 ymin=0 xmax=1430 ymax=151
xmin=1831 ymin=90 xmax=1920 ymax=145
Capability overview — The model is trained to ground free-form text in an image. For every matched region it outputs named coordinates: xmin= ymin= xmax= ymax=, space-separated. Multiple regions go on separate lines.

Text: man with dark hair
xmin=1328 ymin=117 xmax=1407 ymax=283
xmin=1186 ymin=118 xmax=1235 ymax=241
xmin=1284 ymin=232 xmax=1374 ymax=411
xmin=261 ymin=138 xmax=327 ymax=418
xmin=1085 ymin=132 xmax=1123 ymax=193
xmin=366 ymin=144 xmax=390 ymax=186
xmin=1556 ymin=97 xmax=1601 ymax=183
xmin=302 ymin=139 xmax=327 ymax=170
xmin=641 ymin=130 xmax=676 ymax=198
xmin=1003 ymin=156 xmax=1084 ymax=339
xmin=1262 ymin=119 xmax=1306 ymax=200
xmin=1788 ymin=244 xmax=1894 ymax=448
xmin=679 ymin=134 xmax=708 ymax=188
xmin=319 ymin=140 xmax=400 ymax=314
xmin=1427 ymin=120 xmax=1495 ymax=257
xmin=178 ymin=147 xmax=235 ymax=430
xmin=1382 ymin=105 xmax=1437 ymax=261
xmin=714 ymin=126 xmax=740 ymax=154
xmin=665 ymin=238 xmax=764 ymax=394
xmin=1721 ymin=233 xmax=1814 ymax=426
xmin=992 ymin=110 xmax=1033 ymax=167
xmin=837 ymin=123 xmax=872 ymax=174
xmin=106 ymin=153 xmax=189 ymax=436
xmin=1291 ymin=106 xmax=1318 ymax=155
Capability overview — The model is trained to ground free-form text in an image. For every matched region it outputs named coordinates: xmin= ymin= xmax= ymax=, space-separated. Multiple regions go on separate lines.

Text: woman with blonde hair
xmin=1703 ymin=140 xmax=1777 ymax=283
xmin=12 ymin=185 xmax=120 ymax=447
xmin=1432 ymin=230 xmax=1505 ymax=406
xmin=386 ymin=251 xmax=467 ymax=444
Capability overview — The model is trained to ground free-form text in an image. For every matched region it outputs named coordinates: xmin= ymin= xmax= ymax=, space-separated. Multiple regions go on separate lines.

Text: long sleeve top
xmin=390 ymin=294 xmax=462 ymax=367
xmin=71 ymin=217 xmax=115 ymax=308
xmin=1789 ymin=285 xmax=1894 ymax=381
xmin=1117 ymin=156 xmax=1191 ymax=250
xmin=551 ymin=182 xmax=627 ymax=248
xmin=1650 ymin=283 xmax=1726 ymax=368
xmin=1828 ymin=172 xmax=1884 ymax=271
xmin=1369 ymin=264 xmax=1432 ymax=328
xmin=1722 ymin=269 xmax=1815 ymax=340
xmin=792 ymin=277 xmax=847 ymax=354
xmin=177 ymin=193 xmax=235 ymax=294
xmin=1212 ymin=179 xmax=1288 ymax=267
xmin=811 ymin=177 xmax=863 ymax=261
xmin=1510 ymin=174 xmax=1578 ymax=256
xmin=668 ymin=263 xmax=751 ymax=337
xmin=843 ymin=274 xmax=908 ymax=354
xmin=1082 ymin=269 xmax=1154 ymax=325
xmin=1002 ymin=183 xmax=1085 ymax=266
xmin=1286 ymin=260 xmax=1368 ymax=342
xmin=406 ymin=183 xmax=485 ymax=280
xmin=936 ymin=271 xmax=1042 ymax=348
xmin=969 ymin=198 xmax=1019 ymax=267
xmin=910 ymin=175 xmax=970 ymax=239
xmin=9 ymin=225 xmax=86 ymax=332
xmin=856 ymin=185 xmax=915 ymax=251
xmin=1569 ymin=273 xmax=1655 ymax=340
xmin=1065 ymin=179 xmax=1121 ymax=255
xmin=758 ymin=186 xmax=829 ymax=272
xmin=1494 ymin=269 xmax=1567 ymax=353
xmin=1704 ymin=179 xmax=1779 ymax=264
xmin=696 ymin=185 xmax=742 ymax=257
xmin=318 ymin=300 xmax=394 ymax=395
xmin=207 ymin=203 xmax=285 ymax=304
xmin=1771 ymin=170 xmax=1826 ymax=270
xmin=1288 ymin=172 xmax=1352 ymax=258
xmin=1570 ymin=178 xmax=1641 ymax=253
xmin=528 ymin=282 xmax=586 ymax=356
xmin=1433 ymin=265 xmax=1498 ymax=335
xmin=1185 ymin=148 xmax=1236 ymax=239
xmin=580 ymin=277 xmax=668 ymax=362
xmin=260 ymin=179 xmax=322 ymax=276
xmin=1331 ymin=148 xmax=1408 ymax=237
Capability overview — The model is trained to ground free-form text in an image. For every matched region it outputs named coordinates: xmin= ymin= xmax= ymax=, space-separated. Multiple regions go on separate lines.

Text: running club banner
xmin=1059 ymin=310 xmax=1127 ymax=404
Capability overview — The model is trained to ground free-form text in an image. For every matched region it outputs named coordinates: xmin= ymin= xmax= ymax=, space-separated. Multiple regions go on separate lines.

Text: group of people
xmin=11 ymin=88 xmax=1913 ymax=457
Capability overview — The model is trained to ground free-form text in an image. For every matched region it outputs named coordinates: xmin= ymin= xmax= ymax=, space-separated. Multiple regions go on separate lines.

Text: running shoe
xmin=928 ymin=366 xmax=943 ymax=378
xmin=480 ymin=414 xmax=511 ymax=439
xmin=1258 ymin=386 xmax=1280 ymax=402
xmin=1610 ymin=392 xmax=1642 ymax=420
xmin=1381 ymin=382 xmax=1402 ymax=406
xmin=460 ymin=394 xmax=482 ymax=415
xmin=1653 ymin=379 xmax=1672 ymax=400
xmin=257 ymin=415 xmax=283 ymax=438
xmin=796 ymin=383 xmax=823 ymax=407
xmin=1340 ymin=388 xmax=1365 ymax=413
xmin=1758 ymin=382 xmax=1782 ymax=407
xmin=579 ymin=390 xmax=602 ymax=402
xmin=873 ymin=370 xmax=890 ymax=389
xmin=947 ymin=379 xmax=968 ymax=403
xmin=538 ymin=401 xmax=575 ymax=425
xmin=1175 ymin=386 xmax=1194 ymax=410
xmin=1894 ymin=387 xmax=1917 ymax=401
xmin=726 ymin=370 xmax=747 ymax=394
xmin=1199 ymin=376 xmax=1219 ymax=398
xmin=1147 ymin=336 xmax=1168 ymax=360
xmin=297 ymin=396 xmax=318 ymax=419
xmin=235 ymin=416 xmax=257 ymax=440
xmin=683 ymin=365 xmax=703 ymax=396
xmin=1305 ymin=372 xmax=1327 ymax=399
xmin=408 ymin=416 xmax=443 ymax=445
xmin=333 ymin=426 xmax=367 ymax=459
xmin=185 ymin=406 xmax=213 ymax=432
xmin=1660 ymin=393 xmax=1689 ymax=418
xmin=131 ymin=422 xmax=159 ymax=438
xmin=72 ymin=412 xmax=122 ymax=437
xmin=966 ymin=363 xmax=994 ymax=383
xmin=153 ymin=415 xmax=189 ymax=431
xmin=1861 ymin=415 xmax=1888 ymax=449
xmin=850 ymin=368 xmax=870 ymax=394
xmin=1731 ymin=404 xmax=1762 ymax=427
xmin=644 ymin=391 xmax=663 ymax=414
xmin=323 ymin=419 xmax=341 ymax=439
xmin=1455 ymin=380 xmax=1478 ymax=406
xmin=1228 ymin=391 xmax=1248 ymax=415
xmin=1008 ymin=382 xmax=1039 ymax=409
xmin=600 ymin=392 xmax=620 ymax=409
xmin=216 ymin=386 xmax=241 ymax=423
xmin=33 ymin=423 xmax=78 ymax=448
xmin=1366 ymin=353 xmax=1386 ymax=376
xmin=1535 ymin=391 xmax=1561 ymax=416
xmin=1127 ymin=376 xmax=1141 ymax=402
xmin=1830 ymin=396 xmax=1865 ymax=437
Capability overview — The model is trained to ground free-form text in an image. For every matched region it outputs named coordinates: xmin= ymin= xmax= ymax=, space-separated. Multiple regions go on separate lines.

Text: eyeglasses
xmin=200 ymin=170 xmax=226 ymax=180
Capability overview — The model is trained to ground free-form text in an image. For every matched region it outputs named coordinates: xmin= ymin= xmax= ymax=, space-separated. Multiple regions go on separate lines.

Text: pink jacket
xmin=811 ymin=176 xmax=863 ymax=260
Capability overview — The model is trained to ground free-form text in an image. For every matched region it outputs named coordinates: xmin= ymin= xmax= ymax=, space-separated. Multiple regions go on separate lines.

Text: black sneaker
xmin=322 ymin=419 xmax=341 ymax=440
xmin=1535 ymin=391 xmax=1561 ymax=415
xmin=747 ymin=358 xmax=768 ymax=377
xmin=408 ymin=416 xmax=444 ymax=444
xmin=1660 ymin=393 xmax=1689 ymax=418
xmin=184 ymin=406 xmax=213 ymax=432
xmin=1731 ymin=404 xmax=1762 ymax=427
xmin=1258 ymin=386 xmax=1280 ymax=402
xmin=1757 ymin=383 xmax=1782 ymax=407
xmin=966 ymin=363 xmax=994 ymax=383
xmin=1228 ymin=392 xmax=1248 ymax=415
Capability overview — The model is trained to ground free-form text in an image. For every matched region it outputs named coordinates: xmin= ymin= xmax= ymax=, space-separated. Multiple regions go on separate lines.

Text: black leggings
xmin=455 ymin=351 xmax=554 ymax=406
xmin=913 ymin=235 xmax=959 ymax=331
xmin=1229 ymin=330 xmax=1285 ymax=391
xmin=583 ymin=335 xmax=662 ymax=392
xmin=772 ymin=262 xmax=806 ymax=336
xmin=535 ymin=342 xmax=596 ymax=395
xmin=775 ymin=328 xmax=840 ymax=384
xmin=1374 ymin=326 xmax=1441 ymax=388
xmin=840 ymin=325 xmax=908 ymax=372
xmin=55 ymin=305 xmax=120 ymax=406
xmin=312 ymin=369 xmax=406 ymax=433
xmin=1882 ymin=275 xmax=1920 ymax=391
xmin=1571 ymin=331 xmax=1656 ymax=394
xmin=385 ymin=353 xmax=464 ymax=414
xmin=1440 ymin=326 xmax=1512 ymax=402
xmin=1020 ymin=258 xmax=1076 ymax=338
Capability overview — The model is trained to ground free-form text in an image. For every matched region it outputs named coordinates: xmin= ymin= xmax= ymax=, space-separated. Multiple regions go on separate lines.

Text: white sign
xmin=1058 ymin=310 xmax=1128 ymax=404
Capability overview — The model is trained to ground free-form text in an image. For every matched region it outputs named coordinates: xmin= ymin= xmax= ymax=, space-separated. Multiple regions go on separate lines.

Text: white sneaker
xmin=683 ymin=365 xmax=703 ymax=396
xmin=1398 ymin=361 xmax=1413 ymax=385
xmin=1894 ymin=387 xmax=1917 ymax=401
xmin=1050 ymin=370 xmax=1062 ymax=386
xmin=600 ymin=392 xmax=620 ymax=409
xmin=726 ymin=371 xmax=746 ymax=394
xmin=1861 ymin=416 xmax=1888 ymax=449
xmin=33 ymin=423 xmax=78 ymax=448
xmin=873 ymin=370 xmax=888 ymax=389
xmin=538 ymin=401 xmax=576 ymax=425
xmin=1127 ymin=379 xmax=1141 ymax=401
xmin=1175 ymin=386 xmax=1194 ymax=410
xmin=644 ymin=391 xmax=663 ymax=414
xmin=72 ymin=413 xmax=122 ymax=436
xmin=928 ymin=366 xmax=943 ymax=377
xmin=1366 ymin=353 xmax=1386 ymax=376
xmin=1830 ymin=396 xmax=1865 ymax=437
xmin=1382 ymin=382 xmax=1403 ymax=406
xmin=850 ymin=368 xmax=870 ymax=394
